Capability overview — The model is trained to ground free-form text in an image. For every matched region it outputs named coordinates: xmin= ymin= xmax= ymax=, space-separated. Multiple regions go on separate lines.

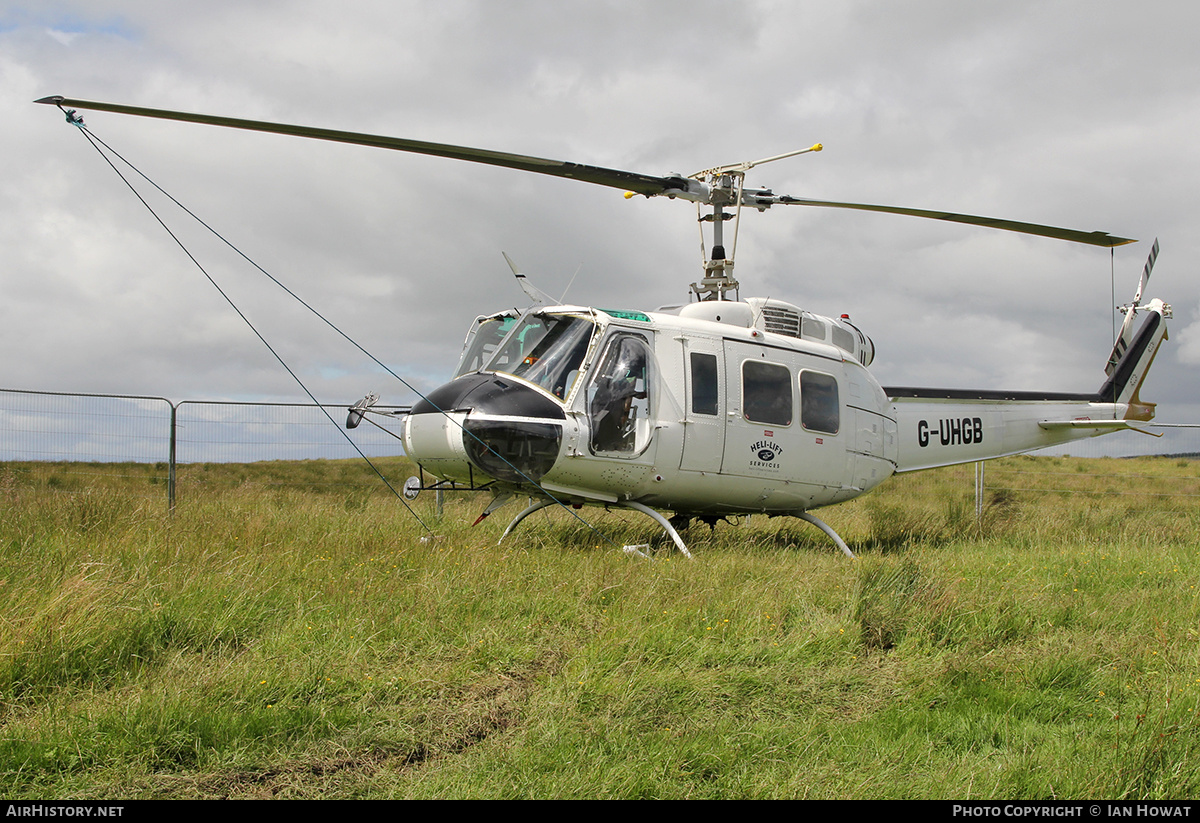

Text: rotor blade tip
xmin=34 ymin=95 xmax=65 ymax=105
xmin=811 ymin=143 xmax=823 ymax=152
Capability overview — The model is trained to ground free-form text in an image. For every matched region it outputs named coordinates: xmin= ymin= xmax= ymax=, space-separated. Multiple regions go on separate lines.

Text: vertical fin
xmin=1106 ymin=238 xmax=1159 ymax=376
xmin=1096 ymin=298 xmax=1169 ymax=412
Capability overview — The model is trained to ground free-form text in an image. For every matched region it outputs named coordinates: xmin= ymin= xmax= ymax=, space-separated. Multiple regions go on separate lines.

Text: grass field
xmin=1 ymin=454 xmax=1198 ymax=799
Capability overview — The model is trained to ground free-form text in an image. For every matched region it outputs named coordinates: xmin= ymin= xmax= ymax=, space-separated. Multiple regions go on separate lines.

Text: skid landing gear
xmin=498 ymin=498 xmax=695 ymax=560
xmin=497 ymin=499 xmax=850 ymax=560
xmin=620 ymin=502 xmax=693 ymax=559
xmin=794 ymin=511 xmax=855 ymax=558
xmin=498 ymin=498 xmax=556 ymax=541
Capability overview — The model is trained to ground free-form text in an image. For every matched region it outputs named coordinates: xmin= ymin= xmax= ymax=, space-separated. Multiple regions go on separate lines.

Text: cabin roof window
xmin=800 ymin=316 xmax=827 ymax=341
xmin=831 ymin=325 xmax=855 ymax=355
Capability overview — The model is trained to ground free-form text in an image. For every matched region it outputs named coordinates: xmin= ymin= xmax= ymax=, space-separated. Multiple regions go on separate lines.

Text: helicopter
xmin=36 ymin=96 xmax=1172 ymax=558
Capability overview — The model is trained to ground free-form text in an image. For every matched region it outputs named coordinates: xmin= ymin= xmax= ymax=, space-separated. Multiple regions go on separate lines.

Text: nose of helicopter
xmin=403 ymin=373 xmax=565 ymax=485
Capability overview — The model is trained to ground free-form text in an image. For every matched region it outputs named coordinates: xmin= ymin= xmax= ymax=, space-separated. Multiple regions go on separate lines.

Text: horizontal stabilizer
xmin=1038 ymin=419 xmax=1162 ymax=437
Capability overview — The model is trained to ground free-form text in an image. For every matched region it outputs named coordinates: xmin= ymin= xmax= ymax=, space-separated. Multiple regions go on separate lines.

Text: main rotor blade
xmin=38 ymin=96 xmax=1134 ymax=248
xmin=34 ymin=96 xmax=683 ymax=197
xmin=775 ymin=196 xmax=1135 ymax=247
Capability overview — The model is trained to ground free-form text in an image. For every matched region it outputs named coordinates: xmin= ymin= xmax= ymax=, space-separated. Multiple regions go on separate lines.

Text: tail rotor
xmin=1106 ymin=238 xmax=1160 ymax=376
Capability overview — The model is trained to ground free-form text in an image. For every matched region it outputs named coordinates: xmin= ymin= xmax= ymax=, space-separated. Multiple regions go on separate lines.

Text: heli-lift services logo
xmin=750 ymin=431 xmax=782 ymax=470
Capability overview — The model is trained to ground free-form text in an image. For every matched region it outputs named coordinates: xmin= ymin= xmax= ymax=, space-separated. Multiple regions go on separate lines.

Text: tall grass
xmin=1 ymin=455 xmax=1198 ymax=798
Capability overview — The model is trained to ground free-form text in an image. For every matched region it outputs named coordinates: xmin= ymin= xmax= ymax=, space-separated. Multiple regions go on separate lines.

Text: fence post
xmin=975 ymin=461 xmax=984 ymax=522
xmin=168 ymin=401 xmax=177 ymax=511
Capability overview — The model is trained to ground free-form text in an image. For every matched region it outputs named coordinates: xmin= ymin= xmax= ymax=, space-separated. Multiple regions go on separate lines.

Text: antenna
xmin=503 ymin=251 xmax=554 ymax=306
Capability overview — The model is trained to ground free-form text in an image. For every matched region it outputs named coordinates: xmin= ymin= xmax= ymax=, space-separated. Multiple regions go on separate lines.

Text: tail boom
xmin=886 ymin=298 xmax=1169 ymax=473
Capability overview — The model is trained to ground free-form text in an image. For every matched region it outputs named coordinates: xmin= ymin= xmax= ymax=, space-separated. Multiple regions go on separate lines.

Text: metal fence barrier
xmin=3 ymin=387 xmax=1198 ymax=511
xmin=0 ymin=388 xmax=407 ymax=507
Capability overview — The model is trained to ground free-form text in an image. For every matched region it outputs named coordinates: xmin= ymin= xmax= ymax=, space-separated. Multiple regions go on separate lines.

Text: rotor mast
xmin=694 ymin=208 xmax=735 ymax=301
xmin=688 ymin=145 xmax=823 ymax=302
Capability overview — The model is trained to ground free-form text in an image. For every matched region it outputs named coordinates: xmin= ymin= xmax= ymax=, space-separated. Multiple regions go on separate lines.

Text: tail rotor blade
xmin=1132 ymin=237 xmax=1160 ymax=307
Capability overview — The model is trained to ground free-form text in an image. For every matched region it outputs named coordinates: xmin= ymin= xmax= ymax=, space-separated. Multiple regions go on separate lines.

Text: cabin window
xmin=690 ymin=353 xmax=719 ymax=416
xmin=486 ymin=312 xmax=595 ymax=400
xmin=800 ymin=370 xmax=840 ymax=434
xmin=587 ymin=334 xmax=653 ymax=455
xmin=742 ymin=361 xmax=792 ymax=426
xmin=454 ymin=313 xmax=518 ymax=377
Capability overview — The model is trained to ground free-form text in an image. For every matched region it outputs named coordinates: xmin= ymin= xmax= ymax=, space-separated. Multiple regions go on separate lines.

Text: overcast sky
xmin=4 ymin=1 xmax=1199 ymax=448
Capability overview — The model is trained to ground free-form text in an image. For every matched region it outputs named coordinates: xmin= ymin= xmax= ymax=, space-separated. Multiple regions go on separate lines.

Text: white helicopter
xmin=37 ymin=96 xmax=1171 ymax=558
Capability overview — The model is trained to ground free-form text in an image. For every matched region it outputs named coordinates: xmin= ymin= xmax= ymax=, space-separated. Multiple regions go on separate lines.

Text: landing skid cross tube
xmin=795 ymin=511 xmax=855 ymax=558
xmin=498 ymin=498 xmax=557 ymax=542
xmin=621 ymin=502 xmax=694 ymax=560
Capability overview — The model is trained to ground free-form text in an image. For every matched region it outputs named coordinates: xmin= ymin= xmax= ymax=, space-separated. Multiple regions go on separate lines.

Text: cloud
xmin=1176 ymin=302 xmax=1200 ymax=367
xmin=2 ymin=0 xmax=1196 ymax=437
xmin=44 ymin=29 xmax=80 ymax=46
